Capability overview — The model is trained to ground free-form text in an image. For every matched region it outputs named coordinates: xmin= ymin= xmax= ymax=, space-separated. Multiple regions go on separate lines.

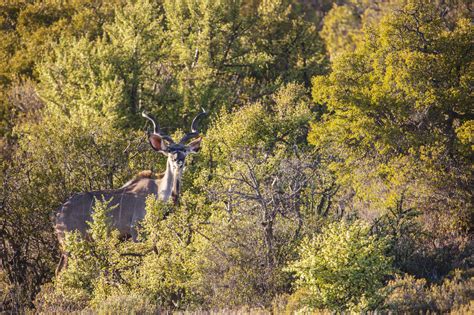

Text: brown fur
xmin=134 ymin=170 xmax=164 ymax=180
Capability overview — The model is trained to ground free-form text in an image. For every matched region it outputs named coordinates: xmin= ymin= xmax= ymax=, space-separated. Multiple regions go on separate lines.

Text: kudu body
xmin=55 ymin=110 xmax=205 ymax=273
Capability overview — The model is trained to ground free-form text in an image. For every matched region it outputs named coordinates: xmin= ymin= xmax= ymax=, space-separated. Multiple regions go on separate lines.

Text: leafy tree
xmin=0 ymin=0 xmax=124 ymax=144
xmin=1 ymin=0 xmax=472 ymax=312
xmin=37 ymin=0 xmax=165 ymax=130
xmin=320 ymin=3 xmax=362 ymax=58
xmin=191 ymin=83 xmax=338 ymax=307
xmin=1 ymin=1 xmax=164 ymax=309
xmin=0 ymin=0 xmax=123 ymax=84
xmin=287 ymin=220 xmax=393 ymax=312
xmin=309 ymin=0 xmax=472 ymax=279
xmin=161 ymin=0 xmax=327 ymax=116
xmin=320 ymin=0 xmax=398 ymax=59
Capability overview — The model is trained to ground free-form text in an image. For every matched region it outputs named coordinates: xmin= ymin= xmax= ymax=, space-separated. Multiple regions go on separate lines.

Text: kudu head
xmin=141 ymin=110 xmax=206 ymax=201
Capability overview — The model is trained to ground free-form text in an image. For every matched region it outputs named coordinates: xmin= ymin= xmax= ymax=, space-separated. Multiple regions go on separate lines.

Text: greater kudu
xmin=54 ymin=110 xmax=206 ymax=273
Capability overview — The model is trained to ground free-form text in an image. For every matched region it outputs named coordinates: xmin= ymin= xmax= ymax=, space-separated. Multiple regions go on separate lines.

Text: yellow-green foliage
xmin=91 ymin=293 xmax=159 ymax=314
xmin=2 ymin=0 xmax=329 ymax=308
xmin=203 ymin=83 xmax=312 ymax=160
xmin=135 ymin=194 xmax=205 ymax=308
xmin=37 ymin=194 xmax=207 ymax=311
xmin=384 ymin=270 xmax=474 ymax=313
xmin=2 ymin=0 xmax=472 ymax=313
xmin=310 ymin=0 xmax=472 ymax=194
xmin=36 ymin=198 xmax=126 ymax=312
xmin=0 ymin=0 xmax=124 ymax=83
xmin=456 ymin=120 xmax=474 ymax=151
xmin=187 ymin=83 xmax=336 ymax=308
xmin=287 ymin=220 xmax=393 ymax=312
xmin=308 ymin=1 xmax=472 ymax=273
xmin=320 ymin=4 xmax=362 ymax=58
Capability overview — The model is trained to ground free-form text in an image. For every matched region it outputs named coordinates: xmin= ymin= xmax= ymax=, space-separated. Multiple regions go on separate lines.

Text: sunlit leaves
xmin=288 ymin=220 xmax=393 ymax=311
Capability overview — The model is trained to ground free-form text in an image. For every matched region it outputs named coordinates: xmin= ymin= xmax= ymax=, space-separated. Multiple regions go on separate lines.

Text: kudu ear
xmin=187 ymin=137 xmax=202 ymax=154
xmin=148 ymin=134 xmax=168 ymax=153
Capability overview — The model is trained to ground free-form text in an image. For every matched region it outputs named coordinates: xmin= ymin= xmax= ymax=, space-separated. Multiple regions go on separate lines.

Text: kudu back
xmin=55 ymin=110 xmax=206 ymax=273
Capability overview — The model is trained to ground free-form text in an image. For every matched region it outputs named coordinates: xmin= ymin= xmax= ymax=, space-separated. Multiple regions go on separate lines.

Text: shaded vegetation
xmin=0 ymin=0 xmax=472 ymax=313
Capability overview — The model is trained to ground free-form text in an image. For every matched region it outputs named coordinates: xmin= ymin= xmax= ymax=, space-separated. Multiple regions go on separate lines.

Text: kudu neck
xmin=159 ymin=158 xmax=182 ymax=205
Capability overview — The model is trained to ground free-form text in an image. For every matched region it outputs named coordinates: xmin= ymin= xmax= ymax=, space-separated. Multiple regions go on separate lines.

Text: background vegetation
xmin=0 ymin=0 xmax=472 ymax=313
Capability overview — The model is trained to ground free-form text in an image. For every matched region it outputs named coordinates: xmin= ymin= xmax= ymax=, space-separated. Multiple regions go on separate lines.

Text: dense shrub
xmin=310 ymin=0 xmax=473 ymax=282
xmin=1 ymin=0 xmax=472 ymax=312
xmin=35 ymin=193 xmax=206 ymax=311
xmin=189 ymin=84 xmax=340 ymax=308
xmin=384 ymin=270 xmax=474 ymax=313
xmin=90 ymin=294 xmax=159 ymax=314
xmin=287 ymin=220 xmax=393 ymax=312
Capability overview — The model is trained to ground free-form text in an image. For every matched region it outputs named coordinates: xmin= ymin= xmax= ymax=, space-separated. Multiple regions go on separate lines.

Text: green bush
xmin=190 ymin=85 xmax=335 ymax=308
xmin=34 ymin=198 xmax=125 ymax=312
xmin=287 ymin=220 xmax=393 ymax=312
xmin=384 ymin=270 xmax=474 ymax=313
xmin=3 ymin=0 xmax=472 ymax=312
xmin=91 ymin=293 xmax=159 ymax=314
xmin=36 ymin=194 xmax=205 ymax=311
xmin=34 ymin=282 xmax=89 ymax=313
xmin=382 ymin=273 xmax=430 ymax=312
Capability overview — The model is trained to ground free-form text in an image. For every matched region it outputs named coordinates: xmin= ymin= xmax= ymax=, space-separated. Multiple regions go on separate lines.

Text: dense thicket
xmin=1 ymin=0 xmax=472 ymax=313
